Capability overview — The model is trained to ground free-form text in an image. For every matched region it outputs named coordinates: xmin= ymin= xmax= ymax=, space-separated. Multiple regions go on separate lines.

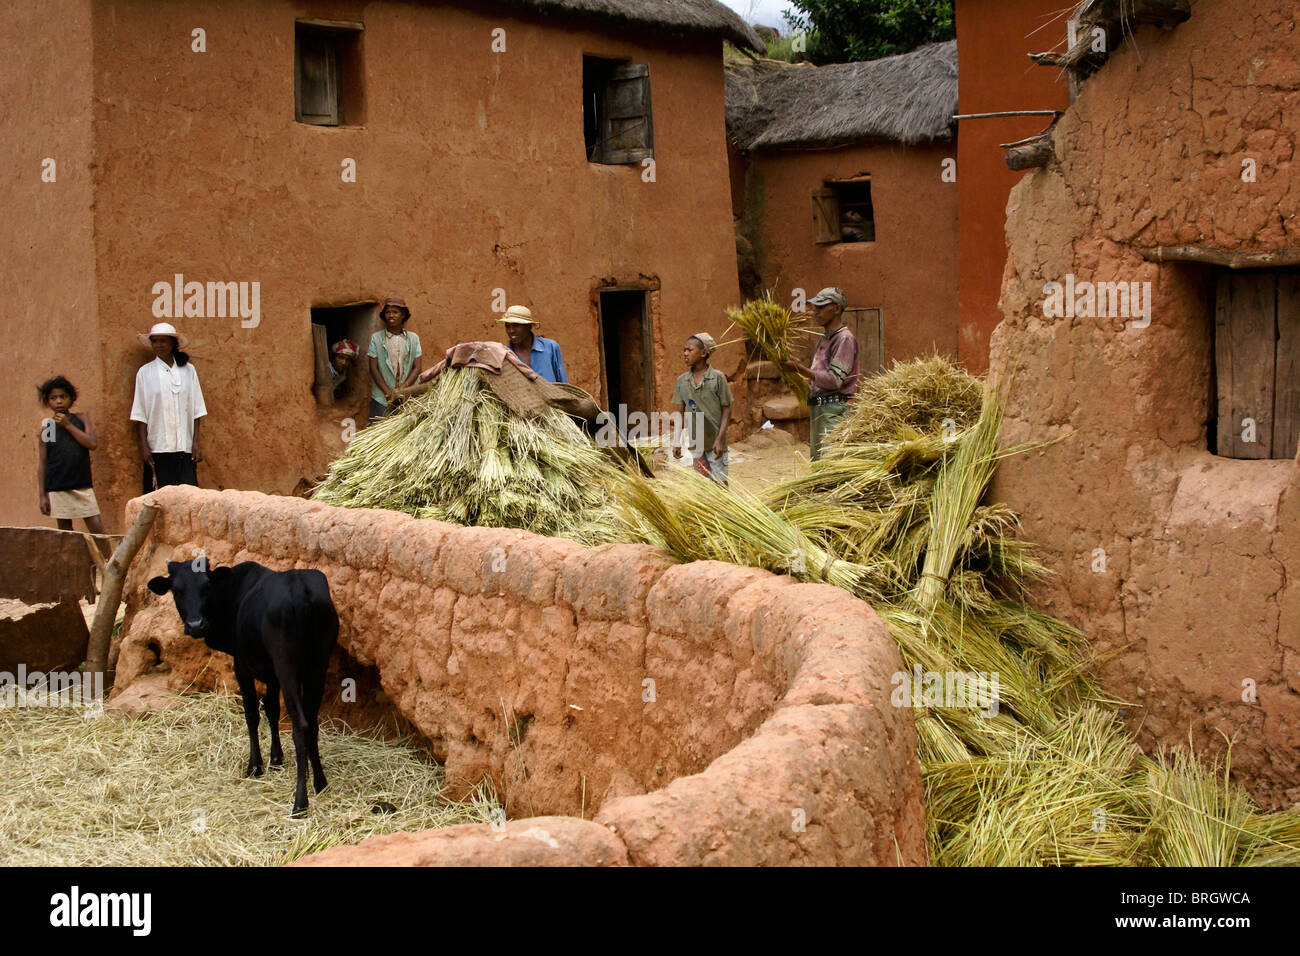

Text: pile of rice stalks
xmin=725 ymin=293 xmax=812 ymax=402
xmin=315 ymin=366 xmax=616 ymax=539
xmin=827 ymin=354 xmax=984 ymax=449
xmin=603 ymin=355 xmax=1300 ymax=866
xmin=0 ymin=693 xmax=501 ymax=866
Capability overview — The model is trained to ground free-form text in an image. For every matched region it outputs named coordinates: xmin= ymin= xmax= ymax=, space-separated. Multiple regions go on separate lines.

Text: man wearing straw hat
xmin=501 ymin=305 xmax=567 ymax=383
xmin=781 ymin=287 xmax=859 ymax=461
xmin=130 ymin=321 xmax=208 ymax=493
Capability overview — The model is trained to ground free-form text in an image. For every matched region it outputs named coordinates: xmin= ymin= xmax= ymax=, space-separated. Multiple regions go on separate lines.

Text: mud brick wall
xmin=990 ymin=0 xmax=1300 ymax=806
xmin=116 ymin=486 xmax=925 ymax=865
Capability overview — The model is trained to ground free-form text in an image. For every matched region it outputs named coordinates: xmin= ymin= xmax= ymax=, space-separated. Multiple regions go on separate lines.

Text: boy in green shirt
xmin=670 ymin=333 xmax=732 ymax=484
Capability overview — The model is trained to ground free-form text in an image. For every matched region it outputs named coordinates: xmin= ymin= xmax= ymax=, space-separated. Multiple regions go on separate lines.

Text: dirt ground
xmin=727 ymin=427 xmax=809 ymax=490
xmin=652 ymin=426 xmax=809 ymax=490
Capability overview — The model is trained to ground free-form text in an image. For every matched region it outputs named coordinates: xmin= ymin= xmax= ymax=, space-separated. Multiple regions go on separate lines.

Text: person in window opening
xmin=501 ymin=306 xmax=568 ymax=383
xmin=130 ymin=322 xmax=208 ymax=493
xmin=780 ymin=287 xmax=859 ymax=461
xmin=329 ymin=338 xmax=359 ymax=400
xmin=367 ymin=297 xmax=422 ymax=423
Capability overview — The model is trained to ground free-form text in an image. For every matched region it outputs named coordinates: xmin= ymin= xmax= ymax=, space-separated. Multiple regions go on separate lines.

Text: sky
xmin=719 ymin=0 xmax=797 ymax=32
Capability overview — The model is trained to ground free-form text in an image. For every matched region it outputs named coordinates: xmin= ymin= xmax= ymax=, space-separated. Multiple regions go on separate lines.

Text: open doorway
xmin=311 ymin=302 xmax=377 ymax=405
xmin=598 ymin=290 xmax=653 ymax=416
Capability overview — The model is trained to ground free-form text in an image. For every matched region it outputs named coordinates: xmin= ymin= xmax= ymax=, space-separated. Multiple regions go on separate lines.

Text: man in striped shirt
xmin=782 ymin=287 xmax=859 ymax=460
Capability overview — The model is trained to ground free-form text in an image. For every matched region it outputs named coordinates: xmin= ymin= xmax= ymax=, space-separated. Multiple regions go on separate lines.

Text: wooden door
xmin=1215 ymin=273 xmax=1276 ymax=458
xmin=842 ymin=307 xmax=885 ymax=375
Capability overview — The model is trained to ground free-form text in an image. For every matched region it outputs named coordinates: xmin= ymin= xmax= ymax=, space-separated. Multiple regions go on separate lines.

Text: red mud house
xmin=725 ymin=40 xmax=961 ymax=381
xmin=1 ymin=0 xmax=760 ymax=530
xmin=976 ymin=0 xmax=1300 ymax=805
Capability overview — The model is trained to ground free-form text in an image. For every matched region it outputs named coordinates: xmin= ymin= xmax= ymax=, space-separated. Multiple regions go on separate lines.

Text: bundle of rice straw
xmin=601 ymin=355 xmax=1300 ymax=866
xmin=725 ymin=293 xmax=811 ymax=402
xmin=824 ymin=354 xmax=984 ymax=451
xmin=315 ymin=366 xmax=616 ymax=539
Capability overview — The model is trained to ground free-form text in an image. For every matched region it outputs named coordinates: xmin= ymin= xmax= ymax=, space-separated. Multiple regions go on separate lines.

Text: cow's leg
xmin=280 ymin=686 xmax=312 ymax=815
xmin=301 ymin=672 xmax=328 ymax=794
xmin=235 ymin=667 xmax=263 ymax=778
xmin=263 ymin=675 xmax=283 ymax=768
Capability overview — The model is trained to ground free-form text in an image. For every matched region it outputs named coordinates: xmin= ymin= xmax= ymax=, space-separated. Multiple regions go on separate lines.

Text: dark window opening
xmin=311 ymin=303 xmax=377 ymax=406
xmin=598 ymin=290 xmax=653 ymax=416
xmin=295 ymin=22 xmax=364 ymax=126
xmin=812 ymin=180 xmax=875 ymax=244
xmin=1211 ymin=270 xmax=1300 ymax=459
xmin=583 ymin=56 xmax=654 ymax=165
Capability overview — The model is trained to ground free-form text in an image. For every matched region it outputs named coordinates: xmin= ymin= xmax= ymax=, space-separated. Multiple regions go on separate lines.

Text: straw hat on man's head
xmin=500 ymin=306 xmax=537 ymax=326
xmin=137 ymin=321 xmax=190 ymax=349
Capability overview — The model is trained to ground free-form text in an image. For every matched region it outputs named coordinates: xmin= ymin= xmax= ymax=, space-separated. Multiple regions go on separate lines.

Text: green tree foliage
xmin=783 ymin=0 xmax=955 ymax=64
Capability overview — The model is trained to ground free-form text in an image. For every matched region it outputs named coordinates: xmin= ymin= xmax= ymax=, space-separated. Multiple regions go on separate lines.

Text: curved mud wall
xmin=989 ymin=0 xmax=1300 ymax=805
xmin=115 ymin=487 xmax=926 ymax=865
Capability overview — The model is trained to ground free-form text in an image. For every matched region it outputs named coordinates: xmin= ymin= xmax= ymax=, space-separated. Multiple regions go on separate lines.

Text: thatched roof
xmin=725 ymin=40 xmax=958 ymax=150
xmin=476 ymin=0 xmax=765 ymax=51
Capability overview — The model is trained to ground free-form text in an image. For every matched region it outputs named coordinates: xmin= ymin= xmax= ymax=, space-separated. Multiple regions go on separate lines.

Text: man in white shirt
xmin=130 ymin=322 xmax=208 ymax=493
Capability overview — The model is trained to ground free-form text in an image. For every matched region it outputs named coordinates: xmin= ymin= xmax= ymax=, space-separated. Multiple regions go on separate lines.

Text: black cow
xmin=148 ymin=560 xmax=338 ymax=815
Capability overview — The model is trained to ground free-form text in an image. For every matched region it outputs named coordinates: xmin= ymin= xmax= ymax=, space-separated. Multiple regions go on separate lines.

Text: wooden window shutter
xmin=1215 ymin=272 xmax=1276 ymax=458
xmin=600 ymin=63 xmax=653 ymax=164
xmin=1275 ymin=275 xmax=1300 ymax=458
xmin=842 ymin=307 xmax=884 ymax=374
xmin=296 ymin=32 xmax=339 ymax=125
xmin=811 ymin=187 xmax=840 ymax=244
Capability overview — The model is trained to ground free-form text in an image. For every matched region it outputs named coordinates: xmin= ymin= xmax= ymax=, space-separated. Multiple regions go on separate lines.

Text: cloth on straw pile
xmin=417 ymin=341 xmax=606 ymax=428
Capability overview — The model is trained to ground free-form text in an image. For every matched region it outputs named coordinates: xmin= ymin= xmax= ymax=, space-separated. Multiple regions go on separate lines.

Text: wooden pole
xmin=85 ymin=500 xmax=160 ymax=677
xmin=952 ymin=110 xmax=1064 ymax=120
xmin=1006 ymin=139 xmax=1055 ymax=170
xmin=1139 ymin=246 xmax=1300 ymax=269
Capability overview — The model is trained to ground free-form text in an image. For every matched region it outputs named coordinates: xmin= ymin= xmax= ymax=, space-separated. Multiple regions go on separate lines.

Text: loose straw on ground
xmin=0 ymin=693 xmax=501 ymax=866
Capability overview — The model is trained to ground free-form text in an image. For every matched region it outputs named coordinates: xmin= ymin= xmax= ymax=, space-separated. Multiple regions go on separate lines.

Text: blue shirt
xmin=525 ymin=335 xmax=567 ymax=383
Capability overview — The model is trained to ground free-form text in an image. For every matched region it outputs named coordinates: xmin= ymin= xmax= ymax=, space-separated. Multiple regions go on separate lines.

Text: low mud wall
xmin=115 ymin=486 xmax=924 ymax=865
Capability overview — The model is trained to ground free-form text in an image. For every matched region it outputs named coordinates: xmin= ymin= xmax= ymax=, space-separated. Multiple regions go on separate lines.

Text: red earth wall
xmin=989 ymin=0 xmax=1300 ymax=806
xmin=0 ymin=0 xmax=102 ymax=528
xmin=955 ymin=0 xmax=1072 ymax=372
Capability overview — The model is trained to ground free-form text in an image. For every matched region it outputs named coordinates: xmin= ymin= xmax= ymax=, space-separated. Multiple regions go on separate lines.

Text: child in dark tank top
xmin=36 ymin=376 xmax=110 ymax=557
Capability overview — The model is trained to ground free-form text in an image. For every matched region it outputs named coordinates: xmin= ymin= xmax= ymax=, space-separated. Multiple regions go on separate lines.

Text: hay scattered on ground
xmin=314 ymin=366 xmax=616 ymax=539
xmin=0 ymin=694 xmax=500 ymax=866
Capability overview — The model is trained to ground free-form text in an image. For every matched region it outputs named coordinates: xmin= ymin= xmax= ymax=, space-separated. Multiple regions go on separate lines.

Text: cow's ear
xmin=209 ymin=566 xmax=232 ymax=587
xmin=147 ymin=576 xmax=172 ymax=595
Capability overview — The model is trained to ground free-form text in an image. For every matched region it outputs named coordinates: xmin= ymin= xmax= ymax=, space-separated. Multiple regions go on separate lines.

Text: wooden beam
xmin=1006 ymin=137 xmax=1054 ymax=170
xmin=85 ymin=500 xmax=160 ymax=678
xmin=1139 ymin=246 xmax=1300 ymax=269
xmin=953 ymin=110 xmax=1064 ymax=121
